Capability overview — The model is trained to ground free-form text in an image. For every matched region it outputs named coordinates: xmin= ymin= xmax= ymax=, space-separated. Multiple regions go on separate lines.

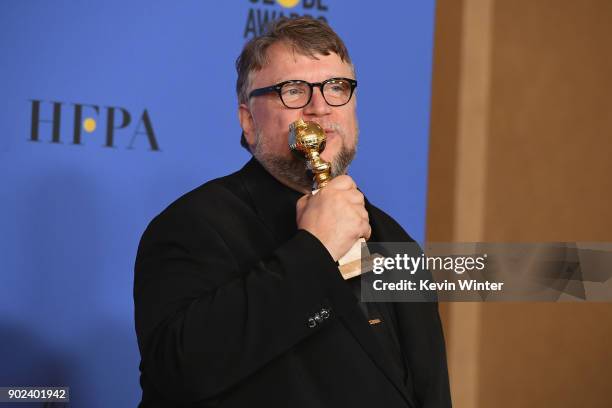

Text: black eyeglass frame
xmin=248 ymin=77 xmax=358 ymax=109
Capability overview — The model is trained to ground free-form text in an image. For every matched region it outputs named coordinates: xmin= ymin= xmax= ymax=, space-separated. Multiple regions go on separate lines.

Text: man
xmin=134 ymin=17 xmax=451 ymax=408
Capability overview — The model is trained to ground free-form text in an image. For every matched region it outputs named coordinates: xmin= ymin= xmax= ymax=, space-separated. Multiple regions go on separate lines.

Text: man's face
xmin=239 ymin=41 xmax=358 ymax=191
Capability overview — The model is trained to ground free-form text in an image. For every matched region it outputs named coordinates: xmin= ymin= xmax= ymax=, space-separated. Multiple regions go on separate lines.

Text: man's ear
xmin=238 ymin=104 xmax=256 ymax=146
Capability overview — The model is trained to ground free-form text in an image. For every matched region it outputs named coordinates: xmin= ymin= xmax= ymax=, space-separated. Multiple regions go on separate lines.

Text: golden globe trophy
xmin=289 ymin=118 xmax=381 ymax=280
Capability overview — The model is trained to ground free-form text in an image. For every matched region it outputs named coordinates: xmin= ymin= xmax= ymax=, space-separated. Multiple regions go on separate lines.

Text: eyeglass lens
xmin=280 ymin=79 xmax=353 ymax=108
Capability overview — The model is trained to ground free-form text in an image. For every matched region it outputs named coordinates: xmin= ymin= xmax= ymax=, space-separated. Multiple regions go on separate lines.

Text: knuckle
xmin=334 ymin=175 xmax=354 ymax=189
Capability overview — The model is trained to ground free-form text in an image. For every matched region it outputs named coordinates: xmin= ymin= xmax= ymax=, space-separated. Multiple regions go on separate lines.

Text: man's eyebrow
xmin=269 ymin=74 xmax=351 ymax=84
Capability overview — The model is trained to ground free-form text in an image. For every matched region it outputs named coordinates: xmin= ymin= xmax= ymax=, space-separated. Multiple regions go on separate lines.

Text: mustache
xmin=325 ymin=123 xmax=344 ymax=134
xmin=301 ymin=120 xmax=344 ymax=135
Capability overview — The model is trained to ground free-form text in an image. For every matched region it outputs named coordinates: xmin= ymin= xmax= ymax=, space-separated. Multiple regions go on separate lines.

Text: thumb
xmin=296 ymin=194 xmax=310 ymax=213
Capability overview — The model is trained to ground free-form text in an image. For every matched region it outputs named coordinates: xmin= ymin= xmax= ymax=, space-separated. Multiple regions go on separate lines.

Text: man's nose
xmin=303 ymin=86 xmax=331 ymax=116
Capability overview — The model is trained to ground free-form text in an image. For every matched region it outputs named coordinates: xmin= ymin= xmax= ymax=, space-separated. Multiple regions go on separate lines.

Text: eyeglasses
xmin=248 ymin=77 xmax=357 ymax=109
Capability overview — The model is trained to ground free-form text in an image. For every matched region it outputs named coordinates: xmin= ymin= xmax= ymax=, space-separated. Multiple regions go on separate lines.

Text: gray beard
xmin=252 ymin=131 xmax=357 ymax=191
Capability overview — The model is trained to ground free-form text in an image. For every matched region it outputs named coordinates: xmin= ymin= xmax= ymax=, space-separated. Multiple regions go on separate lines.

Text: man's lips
xmin=323 ymin=128 xmax=338 ymax=138
xmin=325 ymin=130 xmax=336 ymax=138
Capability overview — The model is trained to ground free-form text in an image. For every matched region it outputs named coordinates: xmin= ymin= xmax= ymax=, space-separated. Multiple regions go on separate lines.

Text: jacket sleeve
xmin=133 ymin=205 xmax=357 ymax=403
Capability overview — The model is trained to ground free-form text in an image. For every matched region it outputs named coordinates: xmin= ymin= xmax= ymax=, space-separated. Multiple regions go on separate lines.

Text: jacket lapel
xmin=340 ymin=308 xmax=417 ymax=408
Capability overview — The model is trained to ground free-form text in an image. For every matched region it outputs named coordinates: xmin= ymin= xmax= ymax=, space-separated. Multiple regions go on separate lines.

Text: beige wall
xmin=427 ymin=0 xmax=612 ymax=406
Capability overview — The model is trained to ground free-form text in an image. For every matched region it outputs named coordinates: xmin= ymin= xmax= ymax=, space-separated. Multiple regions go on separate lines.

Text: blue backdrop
xmin=0 ymin=1 xmax=436 ymax=406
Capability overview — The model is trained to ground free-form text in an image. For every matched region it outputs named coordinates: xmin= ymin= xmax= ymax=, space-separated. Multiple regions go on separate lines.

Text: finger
xmin=329 ymin=175 xmax=356 ymax=190
xmin=296 ymin=194 xmax=310 ymax=211
xmin=346 ymin=190 xmax=365 ymax=205
xmin=349 ymin=206 xmax=369 ymax=229
xmin=358 ymin=207 xmax=369 ymax=222
xmin=361 ymin=221 xmax=372 ymax=240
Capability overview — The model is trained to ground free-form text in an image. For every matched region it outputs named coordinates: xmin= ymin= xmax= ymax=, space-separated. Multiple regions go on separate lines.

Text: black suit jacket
xmin=134 ymin=158 xmax=451 ymax=407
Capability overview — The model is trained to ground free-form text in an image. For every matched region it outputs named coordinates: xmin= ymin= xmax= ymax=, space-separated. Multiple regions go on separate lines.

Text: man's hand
xmin=296 ymin=175 xmax=371 ymax=262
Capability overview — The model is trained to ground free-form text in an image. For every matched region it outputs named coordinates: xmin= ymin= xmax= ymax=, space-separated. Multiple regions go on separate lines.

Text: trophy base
xmin=338 ymin=253 xmax=385 ymax=280
xmin=337 ymin=238 xmax=383 ymax=280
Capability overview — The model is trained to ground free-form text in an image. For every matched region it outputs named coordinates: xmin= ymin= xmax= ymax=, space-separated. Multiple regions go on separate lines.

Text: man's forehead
xmin=268 ymin=41 xmax=324 ymax=62
xmin=250 ymin=42 xmax=354 ymax=85
xmin=266 ymin=41 xmax=347 ymax=67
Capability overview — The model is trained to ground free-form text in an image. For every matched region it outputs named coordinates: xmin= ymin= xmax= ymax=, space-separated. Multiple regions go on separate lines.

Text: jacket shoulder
xmin=140 ymin=168 xmax=254 ymax=246
xmin=159 ymin=168 xmax=250 ymax=220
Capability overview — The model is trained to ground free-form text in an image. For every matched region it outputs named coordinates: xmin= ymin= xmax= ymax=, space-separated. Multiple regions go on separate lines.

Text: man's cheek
xmin=320 ymin=138 xmax=341 ymax=161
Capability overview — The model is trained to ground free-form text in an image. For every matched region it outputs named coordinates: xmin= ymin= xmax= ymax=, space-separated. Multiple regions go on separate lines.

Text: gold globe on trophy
xmin=288 ymin=118 xmax=332 ymax=188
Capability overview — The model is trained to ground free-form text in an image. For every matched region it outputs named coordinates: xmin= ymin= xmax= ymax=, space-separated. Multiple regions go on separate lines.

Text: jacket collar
xmin=237 ymin=157 xmax=303 ymax=244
